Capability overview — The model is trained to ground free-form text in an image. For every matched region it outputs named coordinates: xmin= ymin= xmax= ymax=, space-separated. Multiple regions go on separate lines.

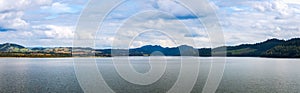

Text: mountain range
xmin=96 ymin=38 xmax=300 ymax=58
xmin=0 ymin=38 xmax=299 ymax=58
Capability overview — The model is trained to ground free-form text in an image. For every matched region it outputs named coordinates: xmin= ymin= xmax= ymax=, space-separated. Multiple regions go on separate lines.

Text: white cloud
xmin=41 ymin=2 xmax=76 ymax=14
xmin=97 ymin=10 xmax=212 ymax=48
xmin=155 ymin=0 xmax=190 ymax=17
xmin=283 ymin=0 xmax=300 ymax=5
xmin=252 ymin=0 xmax=293 ymax=18
xmin=0 ymin=0 xmax=52 ymax=30
xmin=0 ymin=0 xmax=52 ymax=11
xmin=0 ymin=0 xmax=84 ymax=47
xmin=208 ymin=0 xmax=300 ymax=46
xmin=0 ymin=11 xmax=28 ymax=29
xmin=39 ymin=25 xmax=74 ymax=39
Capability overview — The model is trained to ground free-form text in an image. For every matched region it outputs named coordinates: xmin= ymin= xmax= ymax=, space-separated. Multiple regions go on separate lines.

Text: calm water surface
xmin=0 ymin=57 xmax=299 ymax=93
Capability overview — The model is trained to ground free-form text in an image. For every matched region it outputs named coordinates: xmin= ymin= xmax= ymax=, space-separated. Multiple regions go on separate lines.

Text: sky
xmin=0 ymin=0 xmax=299 ymax=48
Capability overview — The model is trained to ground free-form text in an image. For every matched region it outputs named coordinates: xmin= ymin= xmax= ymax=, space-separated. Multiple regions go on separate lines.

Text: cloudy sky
xmin=0 ymin=0 xmax=299 ymax=48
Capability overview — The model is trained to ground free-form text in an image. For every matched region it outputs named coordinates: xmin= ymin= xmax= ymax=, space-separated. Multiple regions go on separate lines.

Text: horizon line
xmin=1 ymin=37 xmax=299 ymax=49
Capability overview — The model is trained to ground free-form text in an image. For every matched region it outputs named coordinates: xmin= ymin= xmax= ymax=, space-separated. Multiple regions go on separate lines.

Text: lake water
xmin=0 ymin=57 xmax=299 ymax=93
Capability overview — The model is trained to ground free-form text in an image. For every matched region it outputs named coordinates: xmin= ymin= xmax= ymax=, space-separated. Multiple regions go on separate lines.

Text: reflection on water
xmin=0 ymin=57 xmax=299 ymax=93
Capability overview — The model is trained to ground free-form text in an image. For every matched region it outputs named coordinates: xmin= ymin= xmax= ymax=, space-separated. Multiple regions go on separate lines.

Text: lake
xmin=0 ymin=57 xmax=299 ymax=93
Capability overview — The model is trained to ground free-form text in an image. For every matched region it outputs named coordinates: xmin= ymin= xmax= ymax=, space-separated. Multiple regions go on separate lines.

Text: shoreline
xmin=0 ymin=56 xmax=299 ymax=59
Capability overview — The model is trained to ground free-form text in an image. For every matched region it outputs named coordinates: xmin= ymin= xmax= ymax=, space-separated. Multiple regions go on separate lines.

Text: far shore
xmin=0 ymin=56 xmax=299 ymax=59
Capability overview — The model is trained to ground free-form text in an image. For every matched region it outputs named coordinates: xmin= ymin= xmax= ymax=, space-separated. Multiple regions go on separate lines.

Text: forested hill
xmin=262 ymin=38 xmax=300 ymax=58
xmin=225 ymin=38 xmax=300 ymax=58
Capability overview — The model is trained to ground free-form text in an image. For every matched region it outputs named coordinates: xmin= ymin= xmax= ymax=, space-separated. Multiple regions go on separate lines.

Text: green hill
xmin=262 ymin=38 xmax=300 ymax=58
xmin=226 ymin=38 xmax=300 ymax=58
xmin=0 ymin=43 xmax=26 ymax=52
